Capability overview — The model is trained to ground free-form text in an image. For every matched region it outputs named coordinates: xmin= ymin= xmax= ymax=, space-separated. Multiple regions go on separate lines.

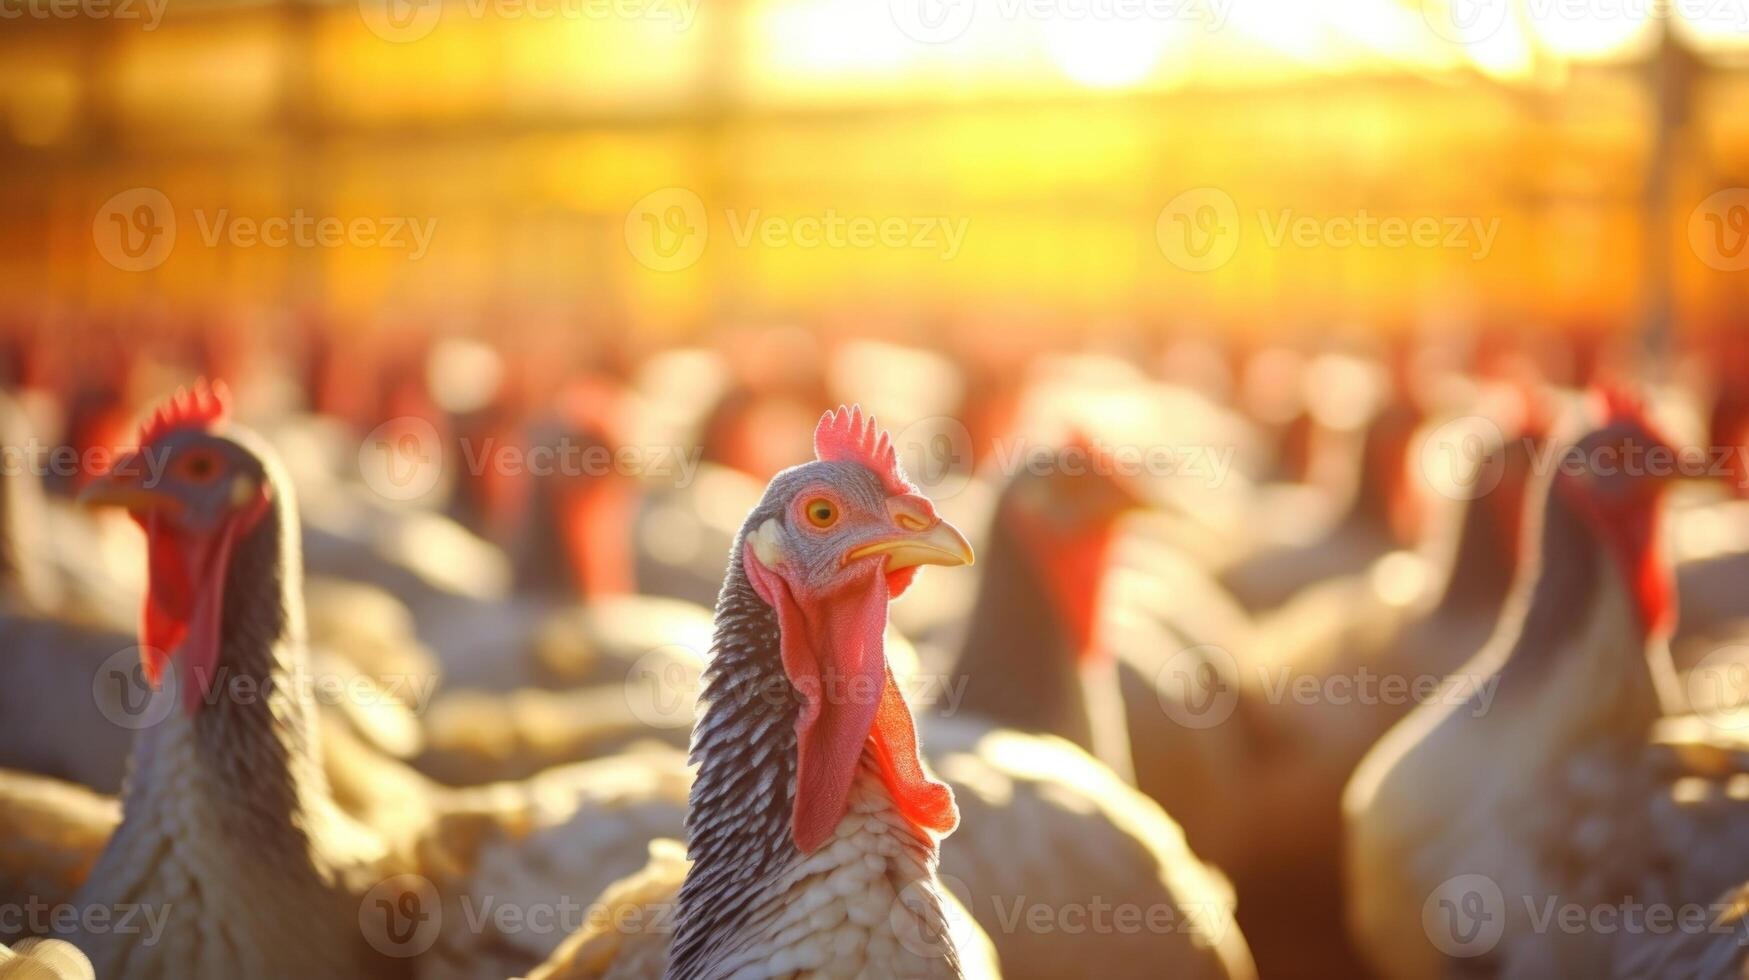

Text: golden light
xmin=1464 ymin=11 xmax=1537 ymax=79
xmin=1042 ymin=18 xmax=1179 ymax=89
xmin=1525 ymin=2 xmax=1655 ymax=60
xmin=1674 ymin=1 xmax=1749 ymax=51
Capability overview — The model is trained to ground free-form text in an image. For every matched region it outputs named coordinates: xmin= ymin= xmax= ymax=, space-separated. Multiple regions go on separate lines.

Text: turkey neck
xmin=1341 ymin=418 xmax=1403 ymax=538
xmin=101 ymin=473 xmax=329 ymax=887
xmin=670 ymin=553 xmax=950 ymax=979
xmin=1426 ymin=480 xmax=1518 ymax=621
xmin=1487 ymin=486 xmax=1667 ymax=747
xmin=669 ymin=556 xmax=806 ymax=975
xmin=948 ymin=513 xmax=1093 ymax=748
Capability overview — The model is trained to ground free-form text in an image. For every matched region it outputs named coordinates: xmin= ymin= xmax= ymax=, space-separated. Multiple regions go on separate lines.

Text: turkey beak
xmin=80 ymin=454 xmax=184 ymax=517
xmin=845 ymin=499 xmax=975 ymax=570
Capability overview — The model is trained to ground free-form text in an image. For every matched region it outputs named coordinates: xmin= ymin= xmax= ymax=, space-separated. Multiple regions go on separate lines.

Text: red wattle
xmin=134 ymin=493 xmax=268 ymax=714
xmin=559 ymin=477 xmax=637 ymax=598
xmin=742 ymin=545 xmax=957 ymax=854
xmin=1005 ymin=507 xmax=1116 ymax=663
xmin=1611 ymin=502 xmax=1675 ymax=639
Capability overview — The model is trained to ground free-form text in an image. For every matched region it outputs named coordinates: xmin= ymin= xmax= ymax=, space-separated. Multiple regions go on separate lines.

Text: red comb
xmin=137 ymin=378 xmax=230 ymax=447
xmin=1587 ymin=383 xmax=1672 ymax=444
xmin=1590 ymin=383 xmax=1645 ymax=424
xmin=814 ymin=405 xmax=914 ymax=497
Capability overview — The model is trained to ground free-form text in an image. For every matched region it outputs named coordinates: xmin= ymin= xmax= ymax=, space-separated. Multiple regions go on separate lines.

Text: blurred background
xmin=2 ymin=0 xmax=1747 ymax=341
xmin=4 ymin=2 xmax=1749 ymax=979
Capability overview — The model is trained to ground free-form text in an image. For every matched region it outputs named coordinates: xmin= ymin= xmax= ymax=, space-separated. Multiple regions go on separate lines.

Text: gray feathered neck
xmin=668 ymin=540 xmax=804 ymax=979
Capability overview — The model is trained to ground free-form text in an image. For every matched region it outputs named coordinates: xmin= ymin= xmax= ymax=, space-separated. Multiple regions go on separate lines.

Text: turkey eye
xmin=804 ymin=498 xmax=838 ymax=528
xmin=176 ymin=451 xmax=220 ymax=483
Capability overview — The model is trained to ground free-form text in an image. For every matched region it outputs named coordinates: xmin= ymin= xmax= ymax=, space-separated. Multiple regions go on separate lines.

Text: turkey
xmin=62 ymin=380 xmax=410 ymax=977
xmin=862 ymin=428 xmax=1257 ymax=978
xmin=0 ymin=381 xmax=691 ymax=979
xmin=524 ymin=405 xmax=997 ymax=978
xmin=1107 ymin=400 xmax=1543 ymax=977
xmin=1218 ymin=354 xmax=1422 ymax=612
xmin=1343 ymin=388 xmax=1749 ymax=978
xmin=926 ymin=443 xmax=1263 ymax=979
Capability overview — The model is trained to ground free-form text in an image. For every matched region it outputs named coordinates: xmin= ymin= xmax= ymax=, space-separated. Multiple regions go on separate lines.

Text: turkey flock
xmin=1 ymin=320 xmax=1748 ymax=980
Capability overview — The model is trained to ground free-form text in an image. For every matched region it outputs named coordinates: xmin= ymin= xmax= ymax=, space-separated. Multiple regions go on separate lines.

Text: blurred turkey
xmin=0 ymin=388 xmax=433 ymax=790
xmin=1345 ymin=390 xmax=1749 ymax=978
xmin=1218 ymin=352 xmax=1424 ymax=613
xmin=1121 ymin=393 xmax=1545 ymax=977
xmin=915 ymin=437 xmax=1257 ymax=979
xmin=0 ymin=382 xmax=692 ymax=979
